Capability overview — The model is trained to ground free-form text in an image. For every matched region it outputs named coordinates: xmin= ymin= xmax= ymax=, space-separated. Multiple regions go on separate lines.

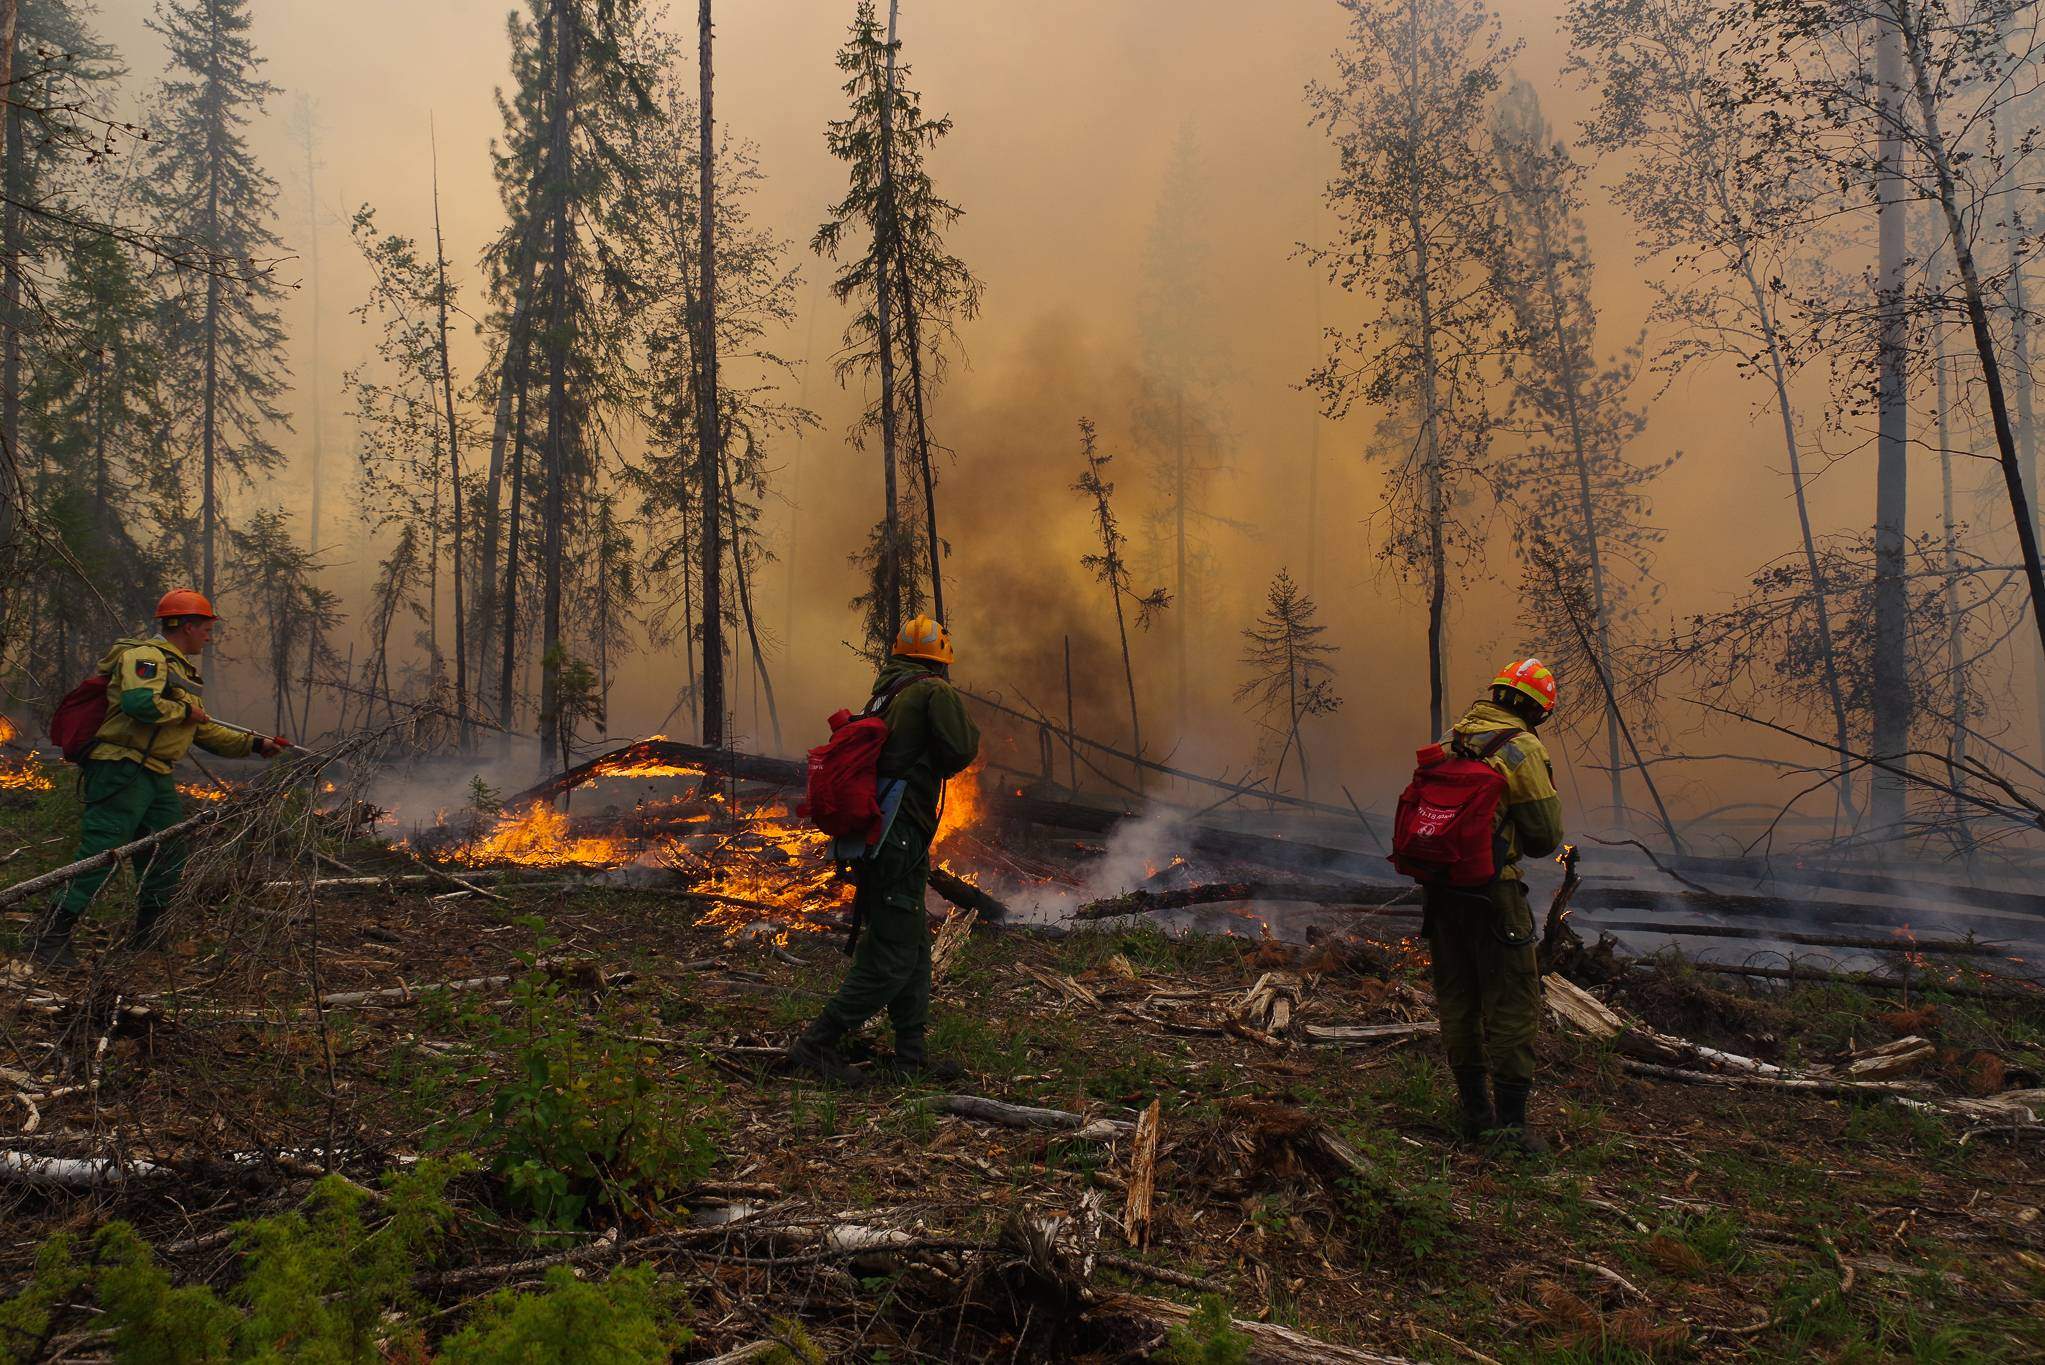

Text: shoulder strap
xmin=861 ymin=673 xmax=922 ymax=719
xmin=1452 ymin=728 xmax=1522 ymax=761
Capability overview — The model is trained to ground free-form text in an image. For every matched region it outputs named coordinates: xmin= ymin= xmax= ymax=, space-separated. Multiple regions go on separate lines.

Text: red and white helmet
xmin=1491 ymin=657 xmax=1557 ymax=715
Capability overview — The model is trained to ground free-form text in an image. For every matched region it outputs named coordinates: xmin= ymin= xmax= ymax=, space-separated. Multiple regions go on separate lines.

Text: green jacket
xmin=1447 ymin=699 xmax=1564 ymax=883
xmin=871 ymin=659 xmax=980 ymax=843
xmin=85 ymin=636 xmax=259 ymax=775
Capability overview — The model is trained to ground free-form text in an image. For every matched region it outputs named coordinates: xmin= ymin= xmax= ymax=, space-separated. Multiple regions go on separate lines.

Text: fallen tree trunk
xmin=0 ymin=810 xmax=218 ymax=911
xmin=933 ymin=1094 xmax=1133 ymax=1142
xmin=1544 ymin=975 xmax=1782 ymax=1075
xmin=928 ymin=865 xmax=1012 ymax=921
xmin=1089 ymin=1291 xmax=1420 ymax=1364
xmin=1660 ymin=959 xmax=2043 ymax=1003
xmin=1575 ymin=917 xmax=2026 ymax=959
xmin=1619 ymin=1059 xmax=1934 ymax=1097
xmin=0 ymin=1150 xmax=168 ymax=1187
xmin=1072 ymin=881 xmax=1412 ymax=922
xmin=502 ymin=739 xmax=803 ymax=808
xmin=1300 ymin=1021 xmax=1438 ymax=1046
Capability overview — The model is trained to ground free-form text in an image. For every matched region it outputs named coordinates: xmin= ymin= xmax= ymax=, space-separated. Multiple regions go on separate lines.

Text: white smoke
xmin=1010 ymin=806 xmax=1189 ymax=924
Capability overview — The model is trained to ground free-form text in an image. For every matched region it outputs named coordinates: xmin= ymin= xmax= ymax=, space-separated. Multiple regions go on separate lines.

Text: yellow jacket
xmin=86 ymin=636 xmax=259 ymax=774
xmin=1447 ymin=700 xmax=1565 ymax=883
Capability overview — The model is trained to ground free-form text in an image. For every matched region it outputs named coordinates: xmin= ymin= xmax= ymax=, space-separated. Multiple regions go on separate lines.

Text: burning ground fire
xmin=419 ymin=754 xmax=1014 ymax=940
xmin=0 ymin=716 xmax=54 ymax=792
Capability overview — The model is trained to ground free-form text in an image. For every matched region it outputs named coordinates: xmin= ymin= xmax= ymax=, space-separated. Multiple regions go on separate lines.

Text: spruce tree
xmin=473 ymin=0 xmax=656 ymax=769
xmin=22 ymin=234 xmax=170 ymax=680
xmin=1236 ymin=569 xmax=1342 ymax=799
xmin=140 ymin=0 xmax=291 ymax=602
xmin=815 ymin=0 xmax=980 ymax=651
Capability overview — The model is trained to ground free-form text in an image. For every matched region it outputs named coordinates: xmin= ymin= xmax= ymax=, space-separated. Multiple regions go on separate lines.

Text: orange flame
xmin=178 ymin=782 xmax=230 ymax=802
xmin=0 ymin=717 xmax=53 ymax=791
xmin=934 ymin=759 xmax=984 ymax=849
xmin=457 ymin=801 xmax=631 ymax=867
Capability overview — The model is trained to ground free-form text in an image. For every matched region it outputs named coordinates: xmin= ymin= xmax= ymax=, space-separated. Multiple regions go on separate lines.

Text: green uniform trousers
xmin=1424 ymin=879 xmax=1541 ymax=1086
xmin=50 ymin=760 xmax=187 ymax=934
xmin=819 ymin=823 xmax=932 ymax=1041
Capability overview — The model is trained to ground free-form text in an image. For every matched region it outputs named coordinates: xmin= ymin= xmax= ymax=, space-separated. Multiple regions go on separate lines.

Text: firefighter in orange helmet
xmin=787 ymin=615 xmax=980 ymax=1084
xmin=1427 ymin=659 xmax=1566 ymax=1153
xmin=23 ymin=590 xmax=293 ymax=968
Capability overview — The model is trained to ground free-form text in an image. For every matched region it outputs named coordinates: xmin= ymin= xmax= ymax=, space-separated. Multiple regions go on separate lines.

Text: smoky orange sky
xmin=90 ymin=0 xmax=2008 ymax=830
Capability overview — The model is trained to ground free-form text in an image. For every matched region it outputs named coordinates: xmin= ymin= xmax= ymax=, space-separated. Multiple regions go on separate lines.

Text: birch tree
xmin=1307 ymin=0 xmax=1519 ymax=736
xmin=1568 ymin=0 xmax=1861 ymax=820
xmin=1489 ymin=78 xmax=1672 ymax=826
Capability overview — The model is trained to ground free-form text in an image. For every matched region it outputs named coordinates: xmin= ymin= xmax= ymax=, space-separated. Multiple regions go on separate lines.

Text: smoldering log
xmin=1071 ymin=880 xmax=1414 ymax=921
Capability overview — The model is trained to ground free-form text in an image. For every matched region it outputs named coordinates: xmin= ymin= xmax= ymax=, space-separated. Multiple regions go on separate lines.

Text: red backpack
xmin=1388 ymin=729 xmax=1522 ymax=887
xmin=49 ymin=673 xmax=114 ymax=764
xmin=797 ymin=676 xmax=919 ymax=843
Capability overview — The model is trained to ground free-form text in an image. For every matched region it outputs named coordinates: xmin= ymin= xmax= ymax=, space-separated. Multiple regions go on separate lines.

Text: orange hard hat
xmin=155 ymin=588 xmax=218 ymax=621
xmin=892 ymin=614 xmax=953 ymax=665
xmin=1492 ymin=657 xmax=1558 ymax=714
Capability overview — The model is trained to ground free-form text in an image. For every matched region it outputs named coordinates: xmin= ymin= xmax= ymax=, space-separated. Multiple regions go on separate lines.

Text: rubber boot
xmin=785 ymin=1017 xmax=869 ymax=1087
xmin=1490 ymin=1080 xmax=1550 ymax=1156
xmin=21 ymin=908 xmax=80 ymax=971
xmin=880 ymin=1030 xmax=963 ymax=1084
xmin=1452 ymin=1067 xmax=1495 ymax=1143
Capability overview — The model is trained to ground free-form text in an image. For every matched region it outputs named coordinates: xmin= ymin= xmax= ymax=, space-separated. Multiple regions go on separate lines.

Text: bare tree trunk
xmin=431 ymin=125 xmax=469 ymax=747
xmin=696 ymin=0 xmax=726 ymax=748
xmin=302 ymin=106 xmax=324 ymax=557
xmin=475 ymin=234 xmax=540 ymax=672
xmin=873 ymin=0 xmax=903 ymax=643
xmin=498 ymin=368 xmax=529 ymax=729
xmin=199 ymin=27 xmax=225 ymax=607
xmin=1896 ymin=3 xmax=2045 ymax=675
xmin=721 ymin=427 xmax=782 ymax=752
xmin=1742 ymin=262 xmax=1858 ymax=824
xmin=1405 ymin=0 xmax=1448 ymax=737
xmin=0 ymin=4 xmax=22 ymax=584
xmin=892 ymin=241 xmax=944 ymax=623
xmin=1934 ymin=345 xmax=1971 ymax=858
xmin=1112 ymin=583 xmax=1142 ymax=792
xmin=1173 ymin=388 xmax=1188 ymax=740
xmin=0 ymin=0 xmax=18 ymax=577
xmin=1531 ymin=209 xmax=1625 ymax=827
xmin=535 ymin=0 xmax=575 ymax=775
xmin=1870 ymin=18 xmax=1911 ymax=836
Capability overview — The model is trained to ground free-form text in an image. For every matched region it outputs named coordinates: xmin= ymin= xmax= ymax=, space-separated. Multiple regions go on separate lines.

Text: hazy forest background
xmin=6 ymin=0 xmax=2045 ymax=858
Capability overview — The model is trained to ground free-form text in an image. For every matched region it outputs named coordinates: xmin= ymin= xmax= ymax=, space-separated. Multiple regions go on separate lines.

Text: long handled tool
xmin=1537 ymin=843 xmax=1582 ymax=975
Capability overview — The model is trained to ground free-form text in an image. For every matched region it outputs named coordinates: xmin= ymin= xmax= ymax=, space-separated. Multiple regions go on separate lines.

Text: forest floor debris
xmin=0 ymin=782 xmax=2042 ymax=1360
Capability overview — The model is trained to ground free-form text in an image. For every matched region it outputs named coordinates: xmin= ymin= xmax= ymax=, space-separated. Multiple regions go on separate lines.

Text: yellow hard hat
xmin=892 ymin=614 xmax=953 ymax=665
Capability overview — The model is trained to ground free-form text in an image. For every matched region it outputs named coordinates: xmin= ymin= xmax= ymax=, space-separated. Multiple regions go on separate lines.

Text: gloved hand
xmin=256 ymin=735 xmax=294 ymax=758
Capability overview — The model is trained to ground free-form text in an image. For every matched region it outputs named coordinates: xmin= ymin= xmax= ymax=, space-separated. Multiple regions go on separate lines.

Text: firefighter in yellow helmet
xmin=788 ymin=615 xmax=980 ymax=1084
xmin=1428 ymin=658 xmax=1565 ymax=1154
xmin=24 ymin=590 xmax=293 ymax=968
